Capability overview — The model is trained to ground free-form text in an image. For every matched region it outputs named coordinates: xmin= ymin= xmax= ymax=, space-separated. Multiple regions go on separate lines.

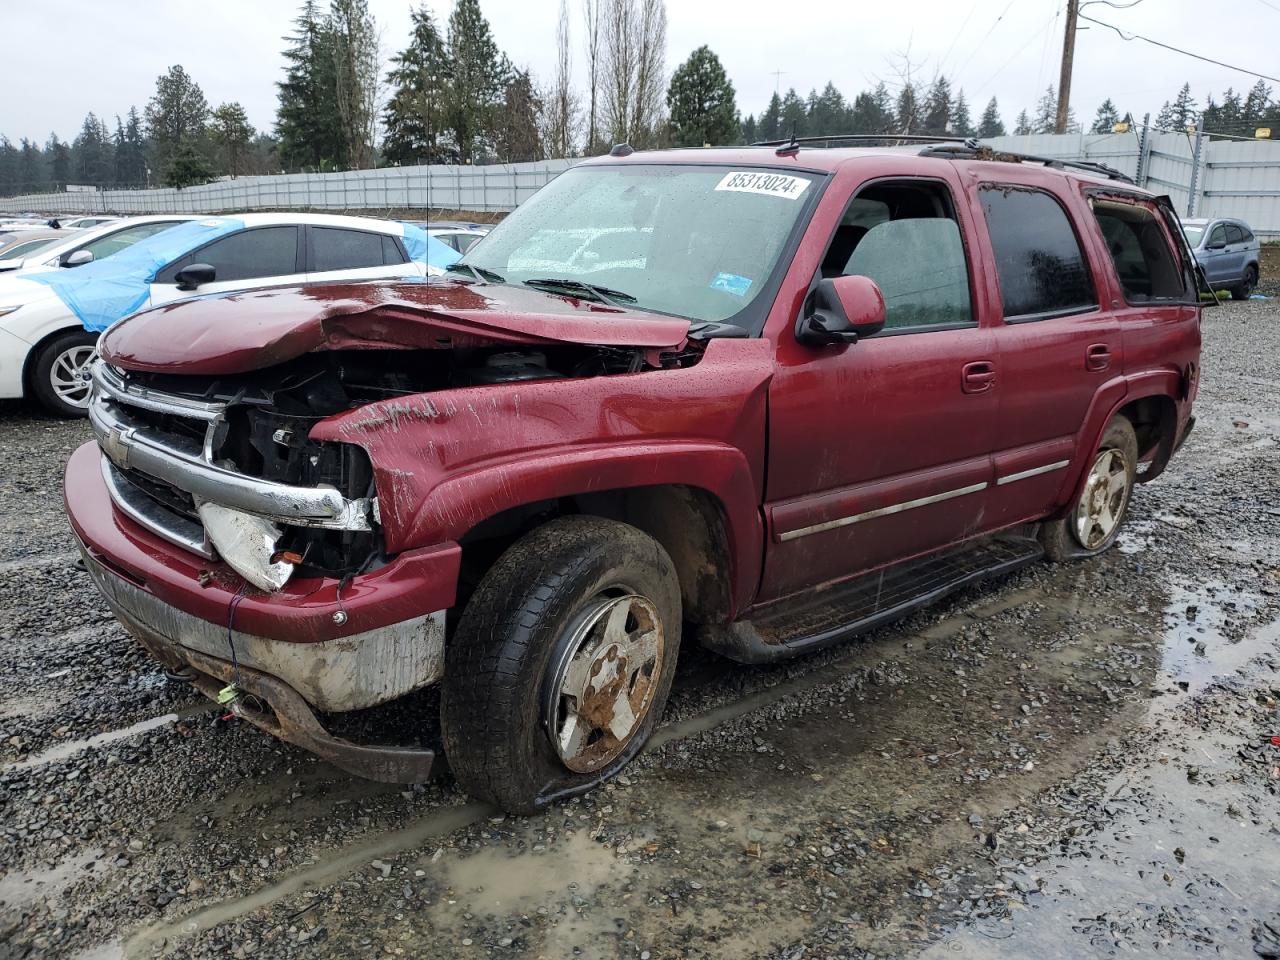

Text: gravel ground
xmin=1 ymin=300 xmax=1278 ymax=960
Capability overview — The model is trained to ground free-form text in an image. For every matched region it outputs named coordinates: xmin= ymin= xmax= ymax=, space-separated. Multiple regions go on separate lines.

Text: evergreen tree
xmin=494 ymin=69 xmax=542 ymax=161
xmin=1014 ymin=109 xmax=1032 ymax=136
xmin=211 ymin=102 xmax=255 ymax=176
xmin=780 ymin=88 xmax=807 ymax=138
xmin=114 ymin=107 xmax=148 ymax=185
xmin=921 ymin=76 xmax=952 ymax=135
xmin=950 ymin=89 xmax=973 ymax=137
xmin=977 ymin=96 xmax=1005 ymax=137
xmin=145 ymin=65 xmax=210 ymax=180
xmin=1219 ymin=88 xmax=1243 ymax=131
xmin=383 ymin=5 xmax=451 ymax=164
xmin=445 ymin=0 xmax=511 ymax=163
xmin=1170 ymin=83 xmax=1198 ymax=130
xmin=806 ymin=82 xmax=847 ymax=136
xmin=1032 ymin=86 xmax=1057 ymax=134
xmin=47 ymin=135 xmax=71 ymax=187
xmin=1092 ymin=98 xmax=1121 ymax=134
xmin=666 ymin=45 xmax=738 ymax=147
xmin=73 ymin=113 xmax=113 ymax=186
xmin=895 ymin=83 xmax=920 ymax=134
xmin=276 ymin=0 xmax=346 ymax=170
xmin=1242 ymin=79 xmax=1272 ymax=124
xmin=0 ymin=137 xmax=18 ymax=195
xmin=740 ymin=113 xmax=757 ymax=143
xmin=871 ymin=82 xmax=895 ymax=133
xmin=165 ymin=140 xmax=215 ymax=188
xmin=18 ymin=138 xmax=43 ymax=191
xmin=758 ymin=92 xmax=782 ymax=141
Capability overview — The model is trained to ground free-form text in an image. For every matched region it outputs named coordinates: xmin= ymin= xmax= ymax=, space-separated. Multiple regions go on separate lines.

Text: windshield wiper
xmin=522 ymin=277 xmax=638 ymax=305
xmin=446 ymin=262 xmax=505 ymax=283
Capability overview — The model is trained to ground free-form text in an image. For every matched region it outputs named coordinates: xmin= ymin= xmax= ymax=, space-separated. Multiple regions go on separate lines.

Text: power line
xmin=1253 ymin=0 xmax=1280 ymax=13
xmin=1079 ymin=12 xmax=1280 ymax=84
xmin=952 ymin=0 xmax=1020 ymax=79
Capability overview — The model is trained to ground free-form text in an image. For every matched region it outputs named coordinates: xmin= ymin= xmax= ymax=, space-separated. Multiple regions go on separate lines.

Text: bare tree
xmin=543 ymin=0 xmax=579 ymax=157
xmin=601 ymin=0 xmax=666 ymax=147
xmin=331 ymin=0 xmax=381 ymax=168
xmin=582 ymin=0 xmax=602 ymax=153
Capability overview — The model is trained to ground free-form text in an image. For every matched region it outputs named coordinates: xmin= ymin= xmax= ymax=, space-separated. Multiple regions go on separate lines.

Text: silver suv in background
xmin=1181 ymin=217 xmax=1262 ymax=300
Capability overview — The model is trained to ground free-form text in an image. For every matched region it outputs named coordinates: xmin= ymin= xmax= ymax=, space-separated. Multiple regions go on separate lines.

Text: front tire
xmin=1041 ymin=416 xmax=1138 ymax=561
xmin=441 ymin=516 xmax=681 ymax=814
xmin=1231 ymin=265 xmax=1258 ymax=301
xmin=30 ymin=330 xmax=97 ymax=418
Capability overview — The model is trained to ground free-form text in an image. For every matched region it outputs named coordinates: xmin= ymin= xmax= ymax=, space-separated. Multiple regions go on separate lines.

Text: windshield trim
xmin=460 ymin=161 xmax=832 ymax=335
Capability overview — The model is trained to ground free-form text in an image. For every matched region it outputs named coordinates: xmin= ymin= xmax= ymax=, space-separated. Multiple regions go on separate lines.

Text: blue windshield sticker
xmin=710 ymin=272 xmax=753 ymax=297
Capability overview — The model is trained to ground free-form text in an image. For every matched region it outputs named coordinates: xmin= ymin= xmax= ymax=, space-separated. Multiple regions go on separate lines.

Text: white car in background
xmin=53 ymin=216 xmax=119 ymax=230
xmin=0 ymin=212 xmax=459 ymax=416
xmin=0 ymin=215 xmax=193 ymax=274
xmin=422 ymin=221 xmax=490 ymax=255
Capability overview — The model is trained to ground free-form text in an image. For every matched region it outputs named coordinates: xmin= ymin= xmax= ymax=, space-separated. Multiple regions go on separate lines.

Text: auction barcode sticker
xmin=714 ymin=171 xmax=810 ymax=199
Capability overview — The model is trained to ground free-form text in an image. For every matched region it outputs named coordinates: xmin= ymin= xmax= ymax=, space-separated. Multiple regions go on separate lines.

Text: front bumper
xmin=84 ymin=548 xmax=435 ymax=783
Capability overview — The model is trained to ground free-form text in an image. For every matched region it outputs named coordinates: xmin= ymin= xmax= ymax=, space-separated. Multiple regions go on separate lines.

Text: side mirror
xmin=795 ymin=275 xmax=886 ymax=347
xmin=174 ymin=263 xmax=216 ymax=291
xmin=61 ymin=249 xmax=93 ymax=268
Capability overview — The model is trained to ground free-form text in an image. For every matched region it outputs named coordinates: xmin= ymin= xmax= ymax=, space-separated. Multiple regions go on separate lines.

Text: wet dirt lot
xmin=2 ymin=300 xmax=1279 ymax=960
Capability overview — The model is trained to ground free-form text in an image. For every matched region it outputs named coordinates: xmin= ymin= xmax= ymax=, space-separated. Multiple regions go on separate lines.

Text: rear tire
xmin=441 ymin=516 xmax=681 ymax=814
xmin=1231 ymin=265 xmax=1257 ymax=301
xmin=1041 ymin=416 xmax=1138 ymax=561
xmin=30 ymin=330 xmax=97 ymax=418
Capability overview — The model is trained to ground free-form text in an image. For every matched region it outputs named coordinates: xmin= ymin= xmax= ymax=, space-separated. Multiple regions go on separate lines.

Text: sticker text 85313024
xmin=714 ymin=171 xmax=810 ymax=200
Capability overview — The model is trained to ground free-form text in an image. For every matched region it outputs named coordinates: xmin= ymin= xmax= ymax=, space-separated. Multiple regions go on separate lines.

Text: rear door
xmin=1201 ymin=223 xmax=1229 ymax=285
xmin=148 ymin=225 xmax=305 ymax=306
xmin=761 ymin=171 xmax=998 ymax=601
xmin=961 ymin=175 xmax=1119 ymax=527
xmin=1221 ymin=223 xmax=1248 ymax=282
xmin=305 ymin=226 xmax=422 ymax=283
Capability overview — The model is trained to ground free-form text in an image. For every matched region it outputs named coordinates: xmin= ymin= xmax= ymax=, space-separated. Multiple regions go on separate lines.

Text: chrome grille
xmin=89 ymin=362 xmax=372 ymax=560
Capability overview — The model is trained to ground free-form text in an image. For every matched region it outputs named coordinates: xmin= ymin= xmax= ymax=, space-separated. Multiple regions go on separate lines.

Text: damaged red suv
xmin=65 ymin=141 xmax=1202 ymax=813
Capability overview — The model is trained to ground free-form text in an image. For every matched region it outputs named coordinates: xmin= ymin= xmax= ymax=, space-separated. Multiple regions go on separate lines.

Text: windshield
xmin=461 ymin=164 xmax=820 ymax=322
xmin=1181 ymin=225 xmax=1204 ymax=246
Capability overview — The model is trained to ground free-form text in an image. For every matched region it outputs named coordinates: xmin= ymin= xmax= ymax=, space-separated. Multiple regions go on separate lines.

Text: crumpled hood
xmin=98 ymin=277 xmax=691 ymax=375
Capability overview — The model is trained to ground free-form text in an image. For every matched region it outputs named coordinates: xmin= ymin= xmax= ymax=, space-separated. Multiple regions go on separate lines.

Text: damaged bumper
xmin=86 ymin=552 xmax=437 ymax=783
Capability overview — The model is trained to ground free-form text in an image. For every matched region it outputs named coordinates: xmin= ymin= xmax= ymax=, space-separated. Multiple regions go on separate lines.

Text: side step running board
xmin=700 ymin=536 xmax=1043 ymax=665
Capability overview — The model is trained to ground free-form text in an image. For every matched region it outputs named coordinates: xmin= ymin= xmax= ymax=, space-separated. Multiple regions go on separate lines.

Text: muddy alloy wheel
xmin=543 ymin=592 xmax=666 ymax=774
xmin=1040 ymin=415 xmax=1139 ymax=561
xmin=441 ymin=516 xmax=681 ymax=814
xmin=1072 ymin=446 xmax=1133 ymax=549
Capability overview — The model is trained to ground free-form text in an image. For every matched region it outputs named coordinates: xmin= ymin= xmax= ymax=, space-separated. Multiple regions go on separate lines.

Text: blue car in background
xmin=1180 ymin=217 xmax=1263 ymax=300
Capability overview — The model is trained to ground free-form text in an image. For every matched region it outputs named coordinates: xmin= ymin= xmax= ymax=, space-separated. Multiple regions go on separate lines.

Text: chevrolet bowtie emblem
xmin=102 ymin=425 xmax=132 ymax=470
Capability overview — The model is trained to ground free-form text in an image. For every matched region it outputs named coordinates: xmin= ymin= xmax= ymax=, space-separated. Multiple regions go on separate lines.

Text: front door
xmin=760 ymin=174 xmax=998 ymax=602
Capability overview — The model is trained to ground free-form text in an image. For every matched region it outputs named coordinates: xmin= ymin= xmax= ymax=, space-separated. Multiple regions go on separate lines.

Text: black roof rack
xmin=752 ymin=133 xmax=971 ymax=149
xmin=919 ymin=142 xmax=1136 ymax=184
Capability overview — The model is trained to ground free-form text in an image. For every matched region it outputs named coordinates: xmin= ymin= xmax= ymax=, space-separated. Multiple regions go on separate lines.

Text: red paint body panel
xmin=70 ymin=146 xmax=1202 ymax=659
xmin=64 ymin=442 xmax=461 ymax=642
xmin=99 ymin=278 xmax=691 ymax=375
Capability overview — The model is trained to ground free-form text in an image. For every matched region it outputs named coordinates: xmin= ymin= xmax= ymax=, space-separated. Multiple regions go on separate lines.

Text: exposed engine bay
xmin=108 ymin=343 xmax=701 ymax=583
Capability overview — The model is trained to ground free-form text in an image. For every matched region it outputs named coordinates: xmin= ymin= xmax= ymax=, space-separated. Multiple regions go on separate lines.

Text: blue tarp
xmin=26 ymin=218 xmax=244 ymax=333
xmin=24 ymin=218 xmax=461 ymax=334
xmin=401 ymin=223 xmax=461 ymax=270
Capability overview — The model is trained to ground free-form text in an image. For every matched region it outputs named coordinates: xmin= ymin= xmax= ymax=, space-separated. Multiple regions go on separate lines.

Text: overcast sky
xmin=3 ymin=0 xmax=1275 ymax=144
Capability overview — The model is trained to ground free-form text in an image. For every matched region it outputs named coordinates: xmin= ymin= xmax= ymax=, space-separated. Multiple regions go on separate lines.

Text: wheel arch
xmin=456 ymin=482 xmax=744 ymax=627
xmin=21 ymin=320 xmax=95 ymax=394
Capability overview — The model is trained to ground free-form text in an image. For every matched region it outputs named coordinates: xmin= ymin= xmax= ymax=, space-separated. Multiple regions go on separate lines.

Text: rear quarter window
xmin=1091 ymin=198 xmax=1192 ymax=303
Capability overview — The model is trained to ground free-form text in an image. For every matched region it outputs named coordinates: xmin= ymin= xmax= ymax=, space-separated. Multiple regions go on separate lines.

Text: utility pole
xmin=1055 ymin=0 xmax=1080 ymax=134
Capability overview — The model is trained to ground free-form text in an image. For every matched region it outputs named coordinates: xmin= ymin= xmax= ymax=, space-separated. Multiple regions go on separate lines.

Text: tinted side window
xmin=1224 ymin=224 xmax=1244 ymax=244
xmin=1208 ymin=225 xmax=1227 ymax=246
xmin=157 ymin=227 xmax=300 ymax=283
xmin=979 ymin=186 xmax=1096 ymax=319
xmin=1092 ymin=200 xmax=1188 ymax=302
xmin=312 ymin=228 xmax=399 ymax=271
